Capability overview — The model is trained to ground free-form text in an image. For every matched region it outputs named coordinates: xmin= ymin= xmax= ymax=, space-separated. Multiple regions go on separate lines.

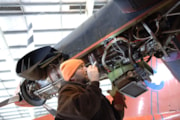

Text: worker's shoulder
xmin=59 ymin=81 xmax=85 ymax=92
xmin=63 ymin=81 xmax=85 ymax=87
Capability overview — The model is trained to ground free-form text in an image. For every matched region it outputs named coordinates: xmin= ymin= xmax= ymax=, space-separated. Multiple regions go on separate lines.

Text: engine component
xmin=16 ymin=46 xmax=68 ymax=80
xmin=20 ymin=80 xmax=46 ymax=106
xmin=17 ymin=0 xmax=180 ymax=101
xmin=107 ymin=61 xmax=153 ymax=97
xmin=33 ymin=64 xmax=63 ymax=99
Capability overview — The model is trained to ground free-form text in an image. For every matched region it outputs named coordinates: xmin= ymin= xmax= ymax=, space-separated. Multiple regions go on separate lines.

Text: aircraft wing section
xmin=43 ymin=104 xmax=57 ymax=116
xmin=0 ymin=94 xmax=20 ymax=107
xmin=54 ymin=0 xmax=171 ymax=58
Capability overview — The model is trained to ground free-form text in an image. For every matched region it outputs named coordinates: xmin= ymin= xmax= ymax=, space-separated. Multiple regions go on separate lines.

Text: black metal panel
xmin=163 ymin=51 xmax=180 ymax=82
xmin=54 ymin=0 xmax=164 ymax=58
xmin=113 ymin=0 xmax=161 ymax=13
xmin=16 ymin=46 xmax=56 ymax=80
xmin=163 ymin=60 xmax=180 ymax=82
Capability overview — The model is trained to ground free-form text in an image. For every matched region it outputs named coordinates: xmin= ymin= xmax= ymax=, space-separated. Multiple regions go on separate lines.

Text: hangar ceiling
xmin=0 ymin=0 xmax=111 ymax=119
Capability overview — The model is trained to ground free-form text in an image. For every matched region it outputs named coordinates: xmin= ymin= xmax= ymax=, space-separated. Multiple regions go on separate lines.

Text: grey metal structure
xmin=0 ymin=0 xmax=109 ymax=119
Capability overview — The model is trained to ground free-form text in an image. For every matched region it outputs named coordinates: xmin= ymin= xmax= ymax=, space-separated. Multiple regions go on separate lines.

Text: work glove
xmin=107 ymin=85 xmax=127 ymax=111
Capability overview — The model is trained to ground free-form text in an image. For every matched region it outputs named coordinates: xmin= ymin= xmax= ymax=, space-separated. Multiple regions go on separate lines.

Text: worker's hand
xmin=86 ymin=65 xmax=99 ymax=82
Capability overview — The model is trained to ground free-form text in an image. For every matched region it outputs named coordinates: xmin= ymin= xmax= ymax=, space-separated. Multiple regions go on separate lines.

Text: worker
xmin=55 ymin=59 xmax=126 ymax=120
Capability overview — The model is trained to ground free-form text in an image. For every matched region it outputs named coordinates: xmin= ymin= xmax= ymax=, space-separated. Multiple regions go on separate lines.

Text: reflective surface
xmin=124 ymin=57 xmax=180 ymax=119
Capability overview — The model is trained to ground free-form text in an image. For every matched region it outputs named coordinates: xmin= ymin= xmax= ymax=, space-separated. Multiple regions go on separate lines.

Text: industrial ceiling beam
xmin=0 ymin=11 xmax=86 ymax=16
xmin=0 ymin=2 xmax=106 ymax=6
xmin=85 ymin=0 xmax=94 ymax=17
xmin=3 ymin=28 xmax=75 ymax=34
xmin=0 ymin=28 xmax=21 ymax=89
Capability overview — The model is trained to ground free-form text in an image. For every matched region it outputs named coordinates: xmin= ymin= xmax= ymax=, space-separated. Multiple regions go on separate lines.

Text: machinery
xmin=0 ymin=0 xmax=180 ymax=118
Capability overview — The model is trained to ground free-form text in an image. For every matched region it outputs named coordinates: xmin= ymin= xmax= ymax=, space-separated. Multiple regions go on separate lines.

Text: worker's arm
xmin=57 ymin=81 xmax=102 ymax=119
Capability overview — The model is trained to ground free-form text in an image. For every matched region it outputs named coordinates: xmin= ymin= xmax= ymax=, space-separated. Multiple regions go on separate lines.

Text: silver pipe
xmin=142 ymin=22 xmax=168 ymax=57
xmin=33 ymin=78 xmax=63 ymax=95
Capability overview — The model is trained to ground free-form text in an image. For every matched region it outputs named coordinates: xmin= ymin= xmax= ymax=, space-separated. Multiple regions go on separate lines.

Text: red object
xmin=106 ymin=91 xmax=127 ymax=111
xmin=14 ymin=100 xmax=33 ymax=107
xmin=33 ymin=114 xmax=54 ymax=120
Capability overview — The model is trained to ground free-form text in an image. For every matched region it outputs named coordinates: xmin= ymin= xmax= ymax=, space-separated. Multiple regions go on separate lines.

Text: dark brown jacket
xmin=55 ymin=81 xmax=123 ymax=120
